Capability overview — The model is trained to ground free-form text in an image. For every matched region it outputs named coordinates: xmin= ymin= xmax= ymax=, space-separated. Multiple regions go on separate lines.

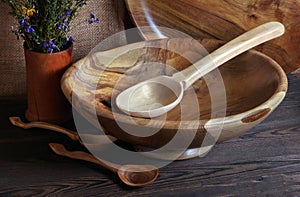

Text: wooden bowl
xmin=61 ymin=38 xmax=287 ymax=159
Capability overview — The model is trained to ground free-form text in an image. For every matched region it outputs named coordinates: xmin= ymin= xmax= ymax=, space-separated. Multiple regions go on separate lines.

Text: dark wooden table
xmin=1 ymin=75 xmax=299 ymax=197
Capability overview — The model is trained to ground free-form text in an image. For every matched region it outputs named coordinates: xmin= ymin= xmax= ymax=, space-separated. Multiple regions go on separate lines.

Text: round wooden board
xmin=125 ymin=0 xmax=300 ymax=74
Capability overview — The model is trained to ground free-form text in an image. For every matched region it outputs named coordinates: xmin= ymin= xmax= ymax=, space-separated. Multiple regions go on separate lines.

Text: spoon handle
xmin=172 ymin=21 xmax=285 ymax=90
xmin=9 ymin=116 xmax=79 ymax=141
xmin=49 ymin=143 xmax=119 ymax=173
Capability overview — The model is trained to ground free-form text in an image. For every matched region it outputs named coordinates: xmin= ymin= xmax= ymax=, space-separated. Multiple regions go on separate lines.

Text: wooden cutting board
xmin=125 ymin=0 xmax=300 ymax=74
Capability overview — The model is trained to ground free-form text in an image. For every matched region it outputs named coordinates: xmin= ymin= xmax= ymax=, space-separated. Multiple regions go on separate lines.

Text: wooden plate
xmin=125 ymin=0 xmax=300 ymax=73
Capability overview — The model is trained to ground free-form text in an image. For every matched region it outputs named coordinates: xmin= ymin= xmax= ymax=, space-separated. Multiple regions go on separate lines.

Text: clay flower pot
xmin=24 ymin=45 xmax=73 ymax=124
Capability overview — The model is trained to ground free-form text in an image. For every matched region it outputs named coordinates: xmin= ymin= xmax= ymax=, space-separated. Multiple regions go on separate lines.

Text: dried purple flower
xmin=88 ymin=13 xmax=99 ymax=24
xmin=63 ymin=17 xmax=69 ymax=23
xmin=65 ymin=10 xmax=71 ymax=16
xmin=68 ymin=36 xmax=74 ymax=43
xmin=57 ymin=23 xmax=63 ymax=30
xmin=26 ymin=26 xmax=35 ymax=33
xmin=90 ymin=13 xmax=96 ymax=19
xmin=42 ymin=40 xmax=59 ymax=54
xmin=19 ymin=17 xmax=26 ymax=27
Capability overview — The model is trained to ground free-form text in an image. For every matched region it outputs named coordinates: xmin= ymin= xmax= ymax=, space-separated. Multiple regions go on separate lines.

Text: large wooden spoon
xmin=9 ymin=117 xmax=117 ymax=150
xmin=116 ymin=22 xmax=285 ymax=118
xmin=49 ymin=143 xmax=159 ymax=187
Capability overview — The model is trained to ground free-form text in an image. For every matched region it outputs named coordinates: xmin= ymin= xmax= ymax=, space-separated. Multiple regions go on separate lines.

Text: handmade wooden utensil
xmin=9 ymin=117 xmax=117 ymax=150
xmin=116 ymin=22 xmax=284 ymax=118
xmin=49 ymin=143 xmax=159 ymax=187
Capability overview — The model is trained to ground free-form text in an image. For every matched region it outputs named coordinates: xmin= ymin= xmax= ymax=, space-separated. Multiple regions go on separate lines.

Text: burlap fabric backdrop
xmin=0 ymin=0 xmax=127 ymax=97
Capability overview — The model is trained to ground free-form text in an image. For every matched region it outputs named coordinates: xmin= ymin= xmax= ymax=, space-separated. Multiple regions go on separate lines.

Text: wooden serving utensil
xmin=116 ymin=22 xmax=284 ymax=118
xmin=49 ymin=143 xmax=159 ymax=187
xmin=9 ymin=117 xmax=117 ymax=150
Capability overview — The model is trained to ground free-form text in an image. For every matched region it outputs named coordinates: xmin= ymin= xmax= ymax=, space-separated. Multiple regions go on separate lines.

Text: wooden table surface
xmin=0 ymin=75 xmax=299 ymax=196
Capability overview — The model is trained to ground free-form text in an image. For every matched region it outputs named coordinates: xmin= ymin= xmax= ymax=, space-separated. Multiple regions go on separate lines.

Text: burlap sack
xmin=0 ymin=0 xmax=128 ymax=97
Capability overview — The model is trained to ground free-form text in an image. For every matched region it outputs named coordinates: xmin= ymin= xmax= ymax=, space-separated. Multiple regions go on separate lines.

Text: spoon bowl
xmin=116 ymin=76 xmax=184 ymax=118
xmin=118 ymin=164 xmax=159 ymax=187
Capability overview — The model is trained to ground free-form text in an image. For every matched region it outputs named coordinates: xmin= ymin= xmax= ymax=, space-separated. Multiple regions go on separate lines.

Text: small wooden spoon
xmin=49 ymin=143 xmax=159 ymax=187
xmin=9 ymin=117 xmax=117 ymax=150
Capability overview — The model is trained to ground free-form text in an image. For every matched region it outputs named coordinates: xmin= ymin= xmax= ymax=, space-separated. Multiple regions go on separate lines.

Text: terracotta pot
xmin=24 ymin=45 xmax=73 ymax=124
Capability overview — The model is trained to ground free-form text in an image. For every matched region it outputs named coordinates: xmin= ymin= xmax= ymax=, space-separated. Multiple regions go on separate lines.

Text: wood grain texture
xmin=0 ymin=74 xmax=299 ymax=196
xmin=61 ymin=38 xmax=287 ymax=150
xmin=125 ymin=0 xmax=300 ymax=74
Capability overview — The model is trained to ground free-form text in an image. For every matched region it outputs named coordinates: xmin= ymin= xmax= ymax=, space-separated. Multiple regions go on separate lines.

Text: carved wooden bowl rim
xmin=62 ymin=47 xmax=287 ymax=131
